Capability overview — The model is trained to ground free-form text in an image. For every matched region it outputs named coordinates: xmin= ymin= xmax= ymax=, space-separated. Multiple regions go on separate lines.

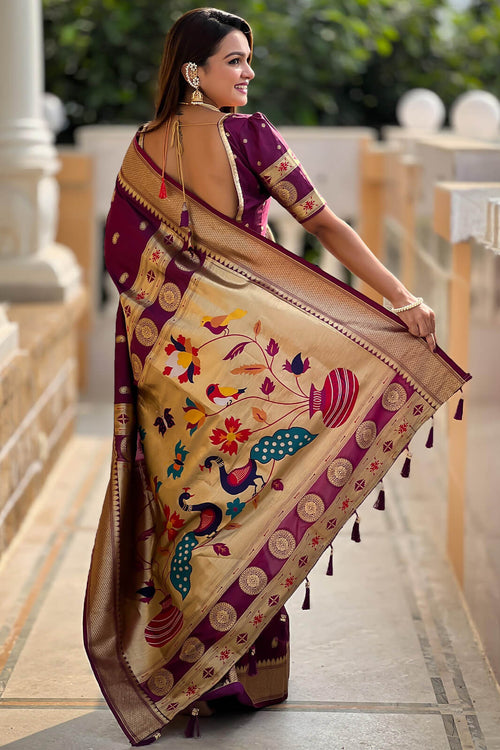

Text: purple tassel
xmin=425 ymin=421 xmax=434 ymax=448
xmin=248 ymin=646 xmax=258 ymax=676
xmin=180 ymin=201 xmax=190 ymax=228
xmin=373 ymin=483 xmax=385 ymax=510
xmin=136 ymin=733 xmax=161 ymax=746
xmin=279 ymin=612 xmax=288 ymax=643
xmin=184 ymin=708 xmax=200 ymax=739
xmin=301 ymin=578 xmax=311 ymax=610
xmin=454 ymin=397 xmax=464 ymax=421
xmin=401 ymin=450 xmax=412 ymax=478
xmin=326 ymin=544 xmax=334 ymax=576
xmin=351 ymin=512 xmax=361 ymax=543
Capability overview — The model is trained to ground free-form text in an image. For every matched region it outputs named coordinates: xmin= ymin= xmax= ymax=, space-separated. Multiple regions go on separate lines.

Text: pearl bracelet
xmin=391 ymin=297 xmax=423 ymax=314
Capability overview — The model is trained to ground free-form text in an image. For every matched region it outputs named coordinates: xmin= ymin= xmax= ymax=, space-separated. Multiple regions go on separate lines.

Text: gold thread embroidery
xmin=147 ymin=670 xmax=174 ymax=697
xmin=273 ymin=180 xmax=298 ymax=207
xmin=297 ymin=494 xmax=325 ymax=523
xmin=179 ymin=637 xmax=205 ymax=663
xmin=209 ymin=602 xmax=237 ymax=632
xmin=239 ymin=567 xmax=268 ymax=596
xmin=268 ymin=530 xmax=296 ymax=559
xmin=327 ymin=458 xmax=353 ymax=487
xmin=135 ymin=317 xmax=158 ymax=347
xmin=218 ymin=117 xmax=244 ymax=222
xmin=131 ymin=353 xmax=143 ymax=381
xmin=159 ymin=282 xmax=182 ymax=312
xmin=382 ymin=383 xmax=408 ymax=411
xmin=290 ymin=189 xmax=325 ymax=222
xmin=355 ymin=421 xmax=377 ymax=449
xmin=259 ymin=148 xmax=298 ymax=189
xmin=119 ymin=272 xmax=129 ymax=284
xmin=114 ymin=403 xmax=134 ymax=436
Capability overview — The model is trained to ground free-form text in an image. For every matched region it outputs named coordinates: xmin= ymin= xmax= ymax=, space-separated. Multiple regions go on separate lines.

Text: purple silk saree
xmin=84 ymin=134 xmax=471 ymax=746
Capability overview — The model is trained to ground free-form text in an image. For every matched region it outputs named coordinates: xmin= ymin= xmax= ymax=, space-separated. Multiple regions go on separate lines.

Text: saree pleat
xmin=84 ymin=135 xmax=471 ymax=745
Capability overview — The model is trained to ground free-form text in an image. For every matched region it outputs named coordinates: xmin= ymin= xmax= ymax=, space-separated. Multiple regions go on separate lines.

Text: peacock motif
xmin=203 ymin=455 xmax=264 ymax=496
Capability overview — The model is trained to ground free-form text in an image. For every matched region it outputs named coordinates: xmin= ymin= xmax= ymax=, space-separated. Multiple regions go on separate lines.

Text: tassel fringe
xmin=401 ymin=448 xmax=412 ymax=478
xmin=425 ymin=421 xmax=434 ymax=449
xmin=278 ymin=612 xmax=288 ymax=643
xmin=158 ymin=178 xmax=167 ymax=199
xmin=373 ymin=482 xmax=385 ymax=511
xmin=302 ymin=578 xmax=311 ymax=610
xmin=184 ymin=708 xmax=200 ymax=739
xmin=351 ymin=512 xmax=361 ymax=543
xmin=248 ymin=646 xmax=258 ymax=676
xmin=326 ymin=544 xmax=334 ymax=576
xmin=454 ymin=396 xmax=464 ymax=421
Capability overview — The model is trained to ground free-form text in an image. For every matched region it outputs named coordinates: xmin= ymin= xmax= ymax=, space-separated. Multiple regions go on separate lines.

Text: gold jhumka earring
xmin=185 ymin=62 xmax=203 ymax=103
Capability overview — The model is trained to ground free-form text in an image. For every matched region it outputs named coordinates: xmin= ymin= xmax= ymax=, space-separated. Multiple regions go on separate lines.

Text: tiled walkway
xmin=1 ymin=396 xmax=499 ymax=748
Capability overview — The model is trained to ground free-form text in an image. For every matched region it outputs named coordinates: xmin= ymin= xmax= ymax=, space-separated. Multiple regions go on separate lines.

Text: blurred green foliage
xmin=43 ymin=0 xmax=500 ymax=140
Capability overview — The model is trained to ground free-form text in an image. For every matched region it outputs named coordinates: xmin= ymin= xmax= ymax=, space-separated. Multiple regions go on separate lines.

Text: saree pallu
xmin=84 ymin=136 xmax=471 ymax=746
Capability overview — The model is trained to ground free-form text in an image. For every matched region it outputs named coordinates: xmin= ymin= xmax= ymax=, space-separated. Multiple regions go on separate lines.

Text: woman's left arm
xmin=303 ymin=206 xmax=436 ymax=352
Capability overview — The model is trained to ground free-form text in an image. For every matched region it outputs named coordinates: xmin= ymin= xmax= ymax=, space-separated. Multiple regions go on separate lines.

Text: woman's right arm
xmin=303 ymin=206 xmax=436 ymax=351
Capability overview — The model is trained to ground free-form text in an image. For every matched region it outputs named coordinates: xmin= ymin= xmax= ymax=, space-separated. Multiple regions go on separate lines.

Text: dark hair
xmin=151 ymin=7 xmax=253 ymax=130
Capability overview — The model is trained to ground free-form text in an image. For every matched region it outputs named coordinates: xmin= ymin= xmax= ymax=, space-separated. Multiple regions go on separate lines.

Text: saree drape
xmin=84 ymin=135 xmax=471 ymax=746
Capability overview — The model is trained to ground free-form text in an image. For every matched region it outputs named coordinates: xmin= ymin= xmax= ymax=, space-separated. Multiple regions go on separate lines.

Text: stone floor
xmin=1 ymin=301 xmax=499 ymax=749
xmin=0 ymin=400 xmax=499 ymax=750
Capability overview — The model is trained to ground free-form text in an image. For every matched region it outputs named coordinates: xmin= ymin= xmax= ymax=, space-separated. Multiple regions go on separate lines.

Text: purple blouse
xmin=220 ymin=112 xmax=326 ymax=236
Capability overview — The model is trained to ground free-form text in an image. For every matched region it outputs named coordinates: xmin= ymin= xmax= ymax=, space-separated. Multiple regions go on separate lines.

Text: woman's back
xmin=143 ymin=106 xmax=239 ymax=219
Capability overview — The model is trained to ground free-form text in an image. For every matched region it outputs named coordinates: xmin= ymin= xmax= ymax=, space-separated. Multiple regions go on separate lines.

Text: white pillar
xmin=0 ymin=0 xmax=81 ymax=302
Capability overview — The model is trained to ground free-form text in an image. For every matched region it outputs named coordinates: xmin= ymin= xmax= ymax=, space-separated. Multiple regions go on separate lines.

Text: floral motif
xmin=219 ymin=648 xmax=232 ymax=661
xmin=163 ymin=335 xmax=201 ymax=383
xmin=167 ymin=440 xmax=189 ymax=479
xmin=226 ymin=497 xmax=245 ymax=519
xmin=162 ymin=505 xmax=185 ymax=542
xmin=283 ymin=352 xmax=310 ymax=375
xmin=252 ymin=613 xmax=264 ymax=627
xmin=272 ymin=478 xmax=284 ymax=491
xmin=369 ymin=459 xmax=382 ymax=473
xmin=183 ymin=398 xmax=207 ymax=435
xmin=283 ymin=575 xmax=296 ymax=589
xmin=398 ymin=420 xmax=409 ymax=434
xmin=209 ymin=417 xmax=251 ymax=456
xmin=266 ymin=338 xmax=280 ymax=357
xmin=261 ymin=376 xmax=275 ymax=396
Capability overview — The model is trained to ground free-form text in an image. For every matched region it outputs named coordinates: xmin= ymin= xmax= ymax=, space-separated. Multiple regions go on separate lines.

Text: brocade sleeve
xmin=241 ymin=112 xmax=326 ymax=224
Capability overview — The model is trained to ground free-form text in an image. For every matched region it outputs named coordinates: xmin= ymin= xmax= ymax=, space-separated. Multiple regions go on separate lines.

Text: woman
xmin=84 ymin=8 xmax=470 ymax=746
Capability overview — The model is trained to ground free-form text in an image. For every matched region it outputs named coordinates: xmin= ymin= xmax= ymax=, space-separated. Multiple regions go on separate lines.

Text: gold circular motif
xmin=120 ymin=436 xmax=131 ymax=460
xmin=382 ymin=383 xmax=407 ymax=412
xmin=268 ymin=530 xmax=296 ymax=560
xmin=239 ymin=567 xmax=268 ymax=596
xmin=135 ymin=318 xmax=158 ymax=347
xmin=209 ymin=602 xmax=237 ymax=632
xmin=355 ymin=421 xmax=377 ymax=450
xmin=327 ymin=458 xmax=353 ymax=487
xmin=112 ymin=232 xmax=120 ymax=245
xmin=297 ymin=494 xmax=325 ymax=523
xmin=274 ymin=181 xmax=297 ymax=207
xmin=119 ymin=386 xmax=130 ymax=394
xmin=116 ymin=335 xmax=126 ymax=343
xmin=159 ymin=283 xmax=181 ymax=313
xmin=139 ymin=221 xmax=147 ymax=231
xmin=174 ymin=249 xmax=202 ymax=273
xmin=147 ymin=669 xmax=174 ymax=697
xmin=119 ymin=272 xmax=129 ymax=284
xmin=179 ymin=637 xmax=205 ymax=663
xmin=131 ymin=353 xmax=143 ymax=381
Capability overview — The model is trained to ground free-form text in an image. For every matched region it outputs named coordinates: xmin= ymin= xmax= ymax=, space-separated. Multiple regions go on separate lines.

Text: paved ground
xmin=1 ymin=303 xmax=499 ymax=749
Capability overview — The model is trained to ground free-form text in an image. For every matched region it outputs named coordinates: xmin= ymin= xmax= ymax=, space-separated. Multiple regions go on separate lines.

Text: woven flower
xmin=163 ymin=335 xmax=201 ymax=383
xmin=209 ymin=417 xmax=251 ymax=456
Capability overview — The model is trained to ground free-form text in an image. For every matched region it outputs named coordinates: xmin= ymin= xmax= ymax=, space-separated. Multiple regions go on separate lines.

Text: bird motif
xmin=201 ymin=308 xmax=247 ymax=335
xmin=203 ymin=456 xmax=264 ymax=496
xmin=178 ymin=488 xmax=223 ymax=538
xmin=206 ymin=383 xmax=246 ymax=406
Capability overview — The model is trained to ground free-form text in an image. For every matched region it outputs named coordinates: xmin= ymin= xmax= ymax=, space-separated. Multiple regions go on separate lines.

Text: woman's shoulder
xmin=223 ymin=111 xmax=274 ymax=132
